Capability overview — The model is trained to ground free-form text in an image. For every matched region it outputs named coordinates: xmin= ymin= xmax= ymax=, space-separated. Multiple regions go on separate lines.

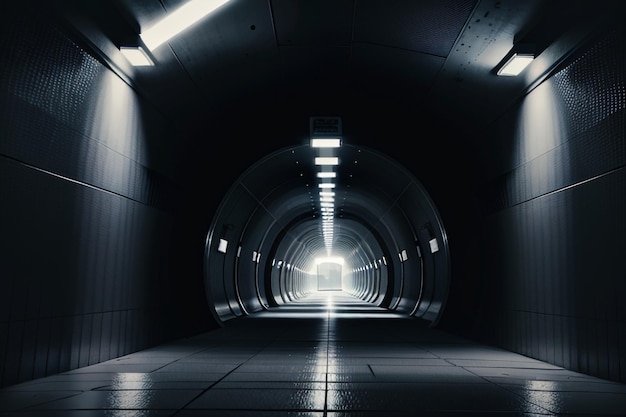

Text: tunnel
xmin=204 ymin=140 xmax=450 ymax=325
xmin=1 ymin=0 xmax=626 ymax=414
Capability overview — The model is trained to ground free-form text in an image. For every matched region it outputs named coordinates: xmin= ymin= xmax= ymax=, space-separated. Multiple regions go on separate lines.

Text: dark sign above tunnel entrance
xmin=310 ymin=116 xmax=342 ymax=137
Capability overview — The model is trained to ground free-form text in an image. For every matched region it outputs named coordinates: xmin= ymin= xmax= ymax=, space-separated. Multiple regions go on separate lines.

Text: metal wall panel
xmin=472 ymin=24 xmax=626 ymax=383
xmin=0 ymin=9 xmax=212 ymax=388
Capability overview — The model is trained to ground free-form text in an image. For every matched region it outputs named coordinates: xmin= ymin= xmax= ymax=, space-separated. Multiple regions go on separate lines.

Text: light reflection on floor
xmin=1 ymin=291 xmax=626 ymax=416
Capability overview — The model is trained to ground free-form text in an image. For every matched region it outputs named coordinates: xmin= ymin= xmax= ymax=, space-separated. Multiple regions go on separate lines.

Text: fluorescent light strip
xmin=317 ymin=172 xmax=336 ymax=178
xmin=141 ymin=0 xmax=231 ymax=51
xmin=497 ymin=53 xmax=534 ymax=76
xmin=319 ymin=183 xmax=335 ymax=188
xmin=120 ymin=46 xmax=154 ymax=66
xmin=315 ymin=157 xmax=339 ymax=166
xmin=311 ymin=138 xmax=341 ymax=148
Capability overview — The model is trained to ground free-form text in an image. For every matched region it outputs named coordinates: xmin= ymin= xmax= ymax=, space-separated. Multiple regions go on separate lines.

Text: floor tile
xmin=1 ymin=292 xmax=624 ymax=416
xmin=26 ymin=389 xmax=202 ymax=411
xmin=185 ymin=388 xmax=326 ymax=410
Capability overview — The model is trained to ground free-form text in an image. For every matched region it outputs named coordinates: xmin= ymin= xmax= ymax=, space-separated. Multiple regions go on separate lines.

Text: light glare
xmin=217 ymin=238 xmax=228 ymax=253
xmin=497 ymin=53 xmax=534 ymax=76
xmin=317 ymin=172 xmax=336 ymax=178
xmin=315 ymin=157 xmax=339 ymax=166
xmin=141 ymin=0 xmax=231 ymax=51
xmin=120 ymin=47 xmax=154 ymax=66
xmin=315 ymin=257 xmax=344 ymax=265
xmin=311 ymin=138 xmax=341 ymax=148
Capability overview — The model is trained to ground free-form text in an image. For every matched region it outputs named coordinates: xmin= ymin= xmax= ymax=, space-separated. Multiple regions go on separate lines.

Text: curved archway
xmin=204 ymin=143 xmax=451 ymax=327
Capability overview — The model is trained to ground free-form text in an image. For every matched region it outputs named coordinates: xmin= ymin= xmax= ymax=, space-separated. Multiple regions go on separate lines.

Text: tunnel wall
xmin=469 ymin=24 xmax=626 ymax=382
xmin=0 ymin=9 xmax=212 ymax=388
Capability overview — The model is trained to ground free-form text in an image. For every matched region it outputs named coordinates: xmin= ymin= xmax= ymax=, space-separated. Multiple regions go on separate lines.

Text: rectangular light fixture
xmin=496 ymin=43 xmax=535 ymax=76
xmin=319 ymin=183 xmax=335 ymax=188
xmin=311 ymin=138 xmax=341 ymax=148
xmin=141 ymin=0 xmax=231 ymax=51
xmin=317 ymin=172 xmax=336 ymax=178
xmin=120 ymin=46 xmax=154 ymax=66
xmin=217 ymin=238 xmax=228 ymax=253
xmin=315 ymin=157 xmax=339 ymax=166
xmin=497 ymin=53 xmax=534 ymax=76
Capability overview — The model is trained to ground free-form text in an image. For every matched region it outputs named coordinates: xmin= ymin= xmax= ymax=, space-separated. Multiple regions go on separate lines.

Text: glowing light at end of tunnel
xmin=315 ymin=257 xmax=344 ymax=265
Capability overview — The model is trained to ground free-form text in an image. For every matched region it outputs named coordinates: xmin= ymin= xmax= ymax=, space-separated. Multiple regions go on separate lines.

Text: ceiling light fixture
xmin=317 ymin=172 xmax=336 ymax=178
xmin=141 ymin=0 xmax=231 ymax=51
xmin=120 ymin=46 xmax=154 ymax=66
xmin=315 ymin=157 xmax=339 ymax=166
xmin=496 ymin=43 xmax=535 ymax=76
xmin=311 ymin=138 xmax=341 ymax=148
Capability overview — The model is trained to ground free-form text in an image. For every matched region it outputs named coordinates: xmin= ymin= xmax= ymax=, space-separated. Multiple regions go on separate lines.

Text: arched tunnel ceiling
xmin=210 ymin=143 xmax=442 ymax=307
xmin=57 ymin=0 xmax=597 ymax=131
xmin=239 ymin=144 xmax=417 ymax=225
xmin=44 ymin=0 xmax=614 ymax=322
xmin=51 ymin=0 xmax=605 ymax=200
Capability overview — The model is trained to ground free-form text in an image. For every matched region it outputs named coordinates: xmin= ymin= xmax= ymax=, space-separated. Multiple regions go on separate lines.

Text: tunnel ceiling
xmin=56 ymin=0 xmax=595 ymax=129
xmin=30 ymin=0 xmax=610 ymax=321
xmin=48 ymin=0 xmax=603 ymax=267
xmin=52 ymin=0 xmax=600 ymax=183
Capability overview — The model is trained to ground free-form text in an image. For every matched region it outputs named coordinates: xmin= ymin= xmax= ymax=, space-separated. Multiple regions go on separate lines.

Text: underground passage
xmin=1 ymin=0 xmax=625 ymax=415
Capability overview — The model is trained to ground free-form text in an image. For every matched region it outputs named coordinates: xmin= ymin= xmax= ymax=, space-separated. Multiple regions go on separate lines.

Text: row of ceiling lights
xmin=311 ymin=138 xmax=341 ymax=254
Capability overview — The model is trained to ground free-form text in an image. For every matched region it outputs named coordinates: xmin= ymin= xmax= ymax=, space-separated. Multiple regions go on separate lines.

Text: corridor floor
xmin=1 ymin=293 xmax=626 ymax=416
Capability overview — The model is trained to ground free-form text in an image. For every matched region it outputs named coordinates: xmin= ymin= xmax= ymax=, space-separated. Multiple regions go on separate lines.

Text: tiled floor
xmin=2 ymin=292 xmax=626 ymax=416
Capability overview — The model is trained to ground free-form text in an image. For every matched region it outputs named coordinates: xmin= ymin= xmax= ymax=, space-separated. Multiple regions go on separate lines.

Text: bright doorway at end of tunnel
xmin=316 ymin=257 xmax=343 ymax=291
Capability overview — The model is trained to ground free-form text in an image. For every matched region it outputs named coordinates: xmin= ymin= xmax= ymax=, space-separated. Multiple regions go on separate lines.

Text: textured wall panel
xmin=473 ymin=24 xmax=626 ymax=383
xmin=0 ymin=11 xmax=179 ymax=212
xmin=0 ymin=8 xmax=212 ymax=388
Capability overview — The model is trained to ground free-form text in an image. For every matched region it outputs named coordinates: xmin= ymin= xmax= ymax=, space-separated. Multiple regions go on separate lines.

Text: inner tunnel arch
xmin=204 ymin=142 xmax=451 ymax=327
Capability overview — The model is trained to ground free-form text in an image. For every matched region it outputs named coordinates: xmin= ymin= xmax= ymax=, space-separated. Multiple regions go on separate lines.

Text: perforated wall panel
xmin=473 ymin=24 xmax=626 ymax=383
